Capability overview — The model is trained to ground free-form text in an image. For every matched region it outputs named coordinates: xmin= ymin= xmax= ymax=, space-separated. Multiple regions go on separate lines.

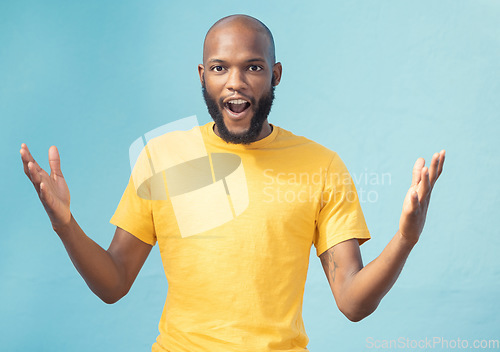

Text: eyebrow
xmin=208 ymin=58 xmax=266 ymax=64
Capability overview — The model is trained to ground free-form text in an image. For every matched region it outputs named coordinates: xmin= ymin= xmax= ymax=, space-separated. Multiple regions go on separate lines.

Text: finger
xmin=20 ymin=143 xmax=36 ymax=178
xmin=48 ymin=146 xmax=63 ymax=178
xmin=20 ymin=143 xmax=36 ymax=163
xmin=437 ymin=149 xmax=446 ymax=178
xmin=411 ymin=157 xmax=425 ymax=187
xmin=21 ymin=150 xmax=31 ymax=178
xmin=27 ymin=161 xmax=42 ymax=193
xmin=27 ymin=159 xmax=50 ymax=194
xmin=39 ymin=181 xmax=55 ymax=209
xmin=428 ymin=152 xmax=440 ymax=186
xmin=418 ymin=166 xmax=431 ymax=201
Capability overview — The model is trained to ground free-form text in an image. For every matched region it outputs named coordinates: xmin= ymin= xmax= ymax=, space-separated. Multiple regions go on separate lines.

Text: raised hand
xmin=20 ymin=144 xmax=71 ymax=230
xmin=399 ymin=150 xmax=446 ymax=244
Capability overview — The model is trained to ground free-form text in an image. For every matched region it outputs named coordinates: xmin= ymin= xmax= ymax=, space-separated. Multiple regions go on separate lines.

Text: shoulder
xmin=273 ymin=124 xmax=338 ymax=161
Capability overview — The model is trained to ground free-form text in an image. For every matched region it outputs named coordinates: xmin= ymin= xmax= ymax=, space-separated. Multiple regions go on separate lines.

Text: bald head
xmin=203 ymin=15 xmax=276 ymax=64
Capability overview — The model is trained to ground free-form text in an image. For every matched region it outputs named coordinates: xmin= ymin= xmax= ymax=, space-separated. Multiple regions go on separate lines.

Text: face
xmin=198 ymin=21 xmax=282 ymax=144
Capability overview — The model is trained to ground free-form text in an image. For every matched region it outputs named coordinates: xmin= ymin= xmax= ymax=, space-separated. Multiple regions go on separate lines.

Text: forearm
xmin=54 ymin=215 xmax=125 ymax=303
xmin=331 ymin=151 xmax=445 ymax=321
xmin=343 ymin=231 xmax=416 ymax=320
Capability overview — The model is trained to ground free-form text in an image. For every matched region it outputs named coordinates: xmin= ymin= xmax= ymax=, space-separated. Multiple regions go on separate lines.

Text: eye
xmin=248 ymin=65 xmax=263 ymax=72
xmin=211 ymin=65 xmax=224 ymax=72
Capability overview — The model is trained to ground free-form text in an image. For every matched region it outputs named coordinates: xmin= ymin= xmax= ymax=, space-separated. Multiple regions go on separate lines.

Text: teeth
xmin=228 ymin=99 xmax=247 ymax=105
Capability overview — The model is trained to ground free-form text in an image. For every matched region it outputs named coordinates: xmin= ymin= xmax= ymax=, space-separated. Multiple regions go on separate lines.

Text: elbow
xmin=94 ymin=284 xmax=129 ymax=305
xmin=339 ymin=302 xmax=378 ymax=322
xmin=85 ymin=263 xmax=132 ymax=304
xmin=101 ymin=295 xmax=122 ymax=305
xmin=343 ymin=310 xmax=368 ymax=322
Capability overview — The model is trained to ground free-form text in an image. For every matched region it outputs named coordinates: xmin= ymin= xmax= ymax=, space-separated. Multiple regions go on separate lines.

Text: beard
xmin=202 ymin=81 xmax=275 ymax=145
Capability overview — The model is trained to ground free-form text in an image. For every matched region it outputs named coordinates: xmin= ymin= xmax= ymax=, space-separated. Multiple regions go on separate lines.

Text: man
xmin=20 ymin=14 xmax=445 ymax=352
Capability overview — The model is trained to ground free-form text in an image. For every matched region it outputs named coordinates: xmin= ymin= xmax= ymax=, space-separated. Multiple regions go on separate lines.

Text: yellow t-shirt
xmin=110 ymin=122 xmax=370 ymax=352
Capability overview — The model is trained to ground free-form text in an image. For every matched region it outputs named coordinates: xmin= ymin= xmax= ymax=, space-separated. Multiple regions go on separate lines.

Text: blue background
xmin=1 ymin=0 xmax=499 ymax=351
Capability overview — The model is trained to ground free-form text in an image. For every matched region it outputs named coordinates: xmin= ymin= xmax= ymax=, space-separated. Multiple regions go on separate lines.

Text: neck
xmin=255 ymin=121 xmax=272 ymax=141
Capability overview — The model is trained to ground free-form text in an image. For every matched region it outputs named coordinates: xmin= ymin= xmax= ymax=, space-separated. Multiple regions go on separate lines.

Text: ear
xmin=272 ymin=62 xmax=282 ymax=86
xmin=198 ymin=64 xmax=205 ymax=86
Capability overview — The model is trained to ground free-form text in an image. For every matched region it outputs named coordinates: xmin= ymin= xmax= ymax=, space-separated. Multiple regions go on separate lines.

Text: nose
xmin=225 ymin=68 xmax=247 ymax=92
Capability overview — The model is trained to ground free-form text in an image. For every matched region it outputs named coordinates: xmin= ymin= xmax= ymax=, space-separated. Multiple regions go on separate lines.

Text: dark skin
xmin=19 ymin=144 xmax=151 ymax=303
xmin=20 ymin=16 xmax=446 ymax=322
xmin=198 ymin=16 xmax=282 ymax=140
xmin=320 ymin=153 xmax=445 ymax=321
xmin=19 ymin=16 xmax=281 ymax=304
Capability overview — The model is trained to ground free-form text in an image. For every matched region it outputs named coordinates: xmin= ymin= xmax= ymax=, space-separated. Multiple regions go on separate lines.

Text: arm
xmin=20 ymin=143 xmax=152 ymax=304
xmin=320 ymin=150 xmax=445 ymax=322
xmin=57 ymin=220 xmax=152 ymax=304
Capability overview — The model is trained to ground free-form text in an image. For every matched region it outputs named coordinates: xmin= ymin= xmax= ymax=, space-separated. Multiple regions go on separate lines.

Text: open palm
xmin=20 ymin=144 xmax=71 ymax=230
xmin=399 ymin=150 xmax=445 ymax=244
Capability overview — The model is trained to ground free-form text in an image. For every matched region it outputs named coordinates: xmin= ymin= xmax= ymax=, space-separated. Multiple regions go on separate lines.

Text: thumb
xmin=409 ymin=189 xmax=419 ymax=211
xmin=48 ymin=146 xmax=63 ymax=177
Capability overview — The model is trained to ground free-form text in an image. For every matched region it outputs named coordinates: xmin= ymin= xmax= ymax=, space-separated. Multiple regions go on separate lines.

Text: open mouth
xmin=224 ymin=99 xmax=251 ymax=117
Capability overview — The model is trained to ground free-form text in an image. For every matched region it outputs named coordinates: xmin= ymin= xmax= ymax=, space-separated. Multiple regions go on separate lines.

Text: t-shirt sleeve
xmin=110 ymin=175 xmax=157 ymax=246
xmin=314 ymin=153 xmax=370 ymax=257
